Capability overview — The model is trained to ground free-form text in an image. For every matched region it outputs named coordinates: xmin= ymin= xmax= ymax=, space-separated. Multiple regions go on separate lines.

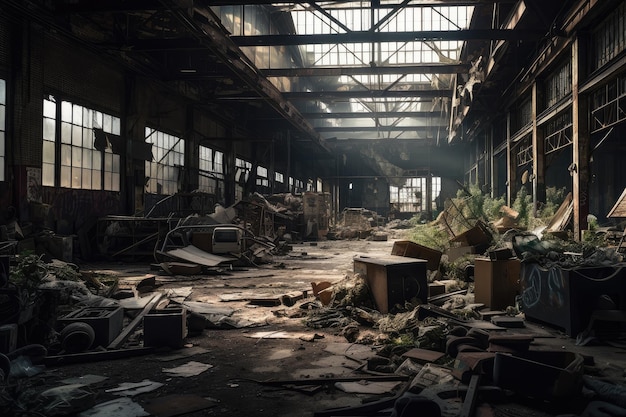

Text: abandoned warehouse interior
xmin=2 ymin=0 xmax=626 ymax=416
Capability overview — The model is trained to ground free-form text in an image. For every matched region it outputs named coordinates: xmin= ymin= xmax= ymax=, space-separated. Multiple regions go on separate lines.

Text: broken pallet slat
xmin=108 ymin=293 xmax=162 ymax=350
xmin=44 ymin=347 xmax=155 ymax=366
xmin=257 ymin=375 xmax=410 ymax=386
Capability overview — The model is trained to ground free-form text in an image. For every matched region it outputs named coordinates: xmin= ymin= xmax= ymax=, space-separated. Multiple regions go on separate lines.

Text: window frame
xmin=42 ymin=95 xmax=121 ymax=191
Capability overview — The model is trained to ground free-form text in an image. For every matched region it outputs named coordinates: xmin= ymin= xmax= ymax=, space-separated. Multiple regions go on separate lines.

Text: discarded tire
xmin=60 ymin=322 xmax=95 ymax=353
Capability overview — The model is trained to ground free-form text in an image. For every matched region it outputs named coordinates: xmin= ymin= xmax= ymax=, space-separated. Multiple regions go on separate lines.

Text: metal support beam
xmin=231 ymin=29 xmax=545 ymax=46
xmin=315 ymin=125 xmax=446 ymax=132
xmin=300 ymin=111 xmax=447 ymax=119
xmin=208 ymin=1 xmax=519 ymax=6
xmin=54 ymin=0 xmax=192 ymax=13
xmin=261 ymin=63 xmax=469 ymax=77
xmin=281 ymin=89 xmax=450 ymax=100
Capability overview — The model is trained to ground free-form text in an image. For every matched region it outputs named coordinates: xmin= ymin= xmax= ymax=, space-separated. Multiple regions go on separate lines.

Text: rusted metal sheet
xmin=165 ymin=245 xmax=233 ymax=267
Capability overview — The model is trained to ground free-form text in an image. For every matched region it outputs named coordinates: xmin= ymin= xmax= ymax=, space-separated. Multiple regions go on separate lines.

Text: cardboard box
xmin=392 ymin=240 xmax=442 ymax=271
xmin=474 ymin=257 xmax=521 ymax=310
xmin=354 ymin=255 xmax=427 ymax=314
xmin=144 ymin=308 xmax=187 ymax=348
xmin=428 ymin=283 xmax=446 ymax=297
xmin=450 ymin=222 xmax=491 ymax=247
xmin=447 ymin=245 xmax=479 ymax=262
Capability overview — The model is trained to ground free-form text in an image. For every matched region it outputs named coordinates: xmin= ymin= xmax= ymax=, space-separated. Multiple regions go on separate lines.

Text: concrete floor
xmin=19 ymin=237 xmax=626 ymax=417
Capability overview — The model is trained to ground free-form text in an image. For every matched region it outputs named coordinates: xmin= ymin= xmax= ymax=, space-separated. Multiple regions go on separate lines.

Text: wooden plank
xmin=545 ymin=192 xmax=573 ymax=232
xmin=459 ymin=374 xmax=481 ymax=417
xmin=257 ymin=375 xmax=410 ymax=386
xmin=108 ymin=293 xmax=162 ymax=349
xmin=44 ymin=347 xmax=154 ymax=366
xmin=607 ymin=187 xmax=626 ymax=218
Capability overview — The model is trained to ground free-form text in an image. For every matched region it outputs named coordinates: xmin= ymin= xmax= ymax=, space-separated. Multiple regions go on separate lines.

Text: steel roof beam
xmin=207 ymin=1 xmax=515 ymax=6
xmin=301 ymin=111 xmax=446 ymax=118
xmin=231 ymin=29 xmax=544 ymax=46
xmin=280 ymin=89 xmax=450 ymax=99
xmin=315 ymin=126 xmax=446 ymax=132
xmin=261 ymin=63 xmax=468 ymax=77
xmin=53 ymin=0 xmax=193 ymax=13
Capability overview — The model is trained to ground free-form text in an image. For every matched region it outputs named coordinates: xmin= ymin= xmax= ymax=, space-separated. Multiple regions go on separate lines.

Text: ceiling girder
xmin=261 ymin=63 xmax=469 ymax=77
xmin=280 ymin=89 xmax=450 ymax=99
xmin=207 ymin=1 xmax=516 ymax=6
xmin=315 ymin=125 xmax=447 ymax=132
xmin=53 ymin=0 xmax=193 ymax=13
xmin=301 ymin=111 xmax=446 ymax=119
xmin=231 ymin=29 xmax=545 ymax=46
xmin=163 ymin=3 xmax=330 ymax=151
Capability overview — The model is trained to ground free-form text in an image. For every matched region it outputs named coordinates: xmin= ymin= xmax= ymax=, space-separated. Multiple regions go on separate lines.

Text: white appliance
xmin=212 ymin=227 xmax=242 ymax=254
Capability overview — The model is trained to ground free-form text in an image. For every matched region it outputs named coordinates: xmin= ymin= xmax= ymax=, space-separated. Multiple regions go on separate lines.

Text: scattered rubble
xmin=2 ymin=189 xmax=626 ymax=417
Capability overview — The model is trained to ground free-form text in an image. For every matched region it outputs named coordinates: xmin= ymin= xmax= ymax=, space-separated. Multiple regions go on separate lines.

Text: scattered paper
xmin=335 ymin=380 xmax=402 ymax=394
xmin=61 ymin=375 xmax=109 ymax=385
xmin=165 ymin=287 xmax=193 ymax=303
xmin=105 ymin=380 xmax=164 ymax=396
xmin=163 ymin=361 xmax=213 ymax=377
xmin=245 ymin=331 xmax=307 ymax=339
xmin=152 ymin=346 xmax=210 ymax=362
xmin=79 ymin=397 xmax=149 ymax=417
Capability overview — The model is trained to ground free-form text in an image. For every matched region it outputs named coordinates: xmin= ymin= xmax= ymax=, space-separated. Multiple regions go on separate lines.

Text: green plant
xmin=9 ymin=252 xmax=48 ymax=303
xmin=407 ymin=223 xmax=449 ymax=252
xmin=512 ymin=187 xmax=532 ymax=228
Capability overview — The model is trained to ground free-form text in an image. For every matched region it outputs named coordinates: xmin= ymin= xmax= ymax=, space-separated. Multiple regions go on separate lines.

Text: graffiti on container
xmin=521 ymin=264 xmax=566 ymax=309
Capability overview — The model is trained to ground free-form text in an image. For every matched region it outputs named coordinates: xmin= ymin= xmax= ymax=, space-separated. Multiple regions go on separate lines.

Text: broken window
xmin=144 ymin=127 xmax=184 ymax=195
xmin=545 ymin=60 xmax=572 ymax=109
xmin=42 ymin=96 xmax=121 ymax=191
xmin=256 ymin=165 xmax=269 ymax=187
xmin=235 ymin=157 xmax=252 ymax=201
xmin=290 ymin=177 xmax=304 ymax=193
xmin=591 ymin=72 xmax=626 ymax=133
xmin=0 ymin=79 xmax=5 ymax=182
xmin=390 ymin=176 xmax=440 ymax=213
xmin=593 ymin=2 xmax=626 ymax=70
xmin=199 ymin=145 xmax=223 ymax=196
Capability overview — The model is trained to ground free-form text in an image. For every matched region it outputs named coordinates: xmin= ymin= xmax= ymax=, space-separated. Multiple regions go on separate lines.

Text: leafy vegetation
xmin=405 ymin=185 xmax=569 ymax=279
xmin=9 ymin=252 xmax=48 ymax=303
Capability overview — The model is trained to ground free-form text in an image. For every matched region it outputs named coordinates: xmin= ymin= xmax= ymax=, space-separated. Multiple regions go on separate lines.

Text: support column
xmin=506 ymin=112 xmax=513 ymax=206
xmin=224 ymin=138 xmax=236 ymax=206
xmin=532 ymin=82 xmax=546 ymax=216
xmin=286 ymin=131 xmax=292 ymax=193
xmin=183 ymin=104 xmax=194 ymax=193
xmin=489 ymin=126 xmax=495 ymax=198
xmin=572 ymin=36 xmax=590 ymax=240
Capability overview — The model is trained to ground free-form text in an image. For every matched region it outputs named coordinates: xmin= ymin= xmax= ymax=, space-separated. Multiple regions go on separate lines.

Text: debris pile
xmin=333 ymin=208 xmax=384 ymax=240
